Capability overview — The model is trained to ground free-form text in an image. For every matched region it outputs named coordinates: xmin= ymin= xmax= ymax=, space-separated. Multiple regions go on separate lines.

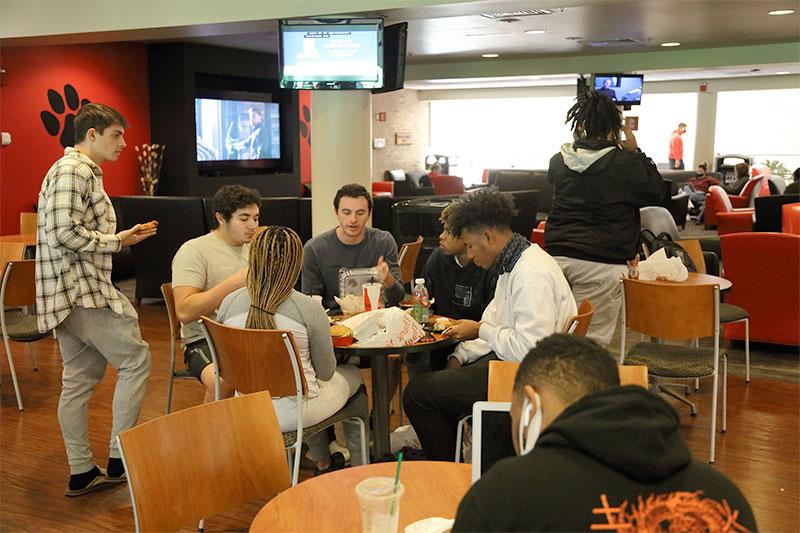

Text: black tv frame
xmin=373 ymin=22 xmax=408 ymax=94
xmin=591 ymin=73 xmax=644 ymax=106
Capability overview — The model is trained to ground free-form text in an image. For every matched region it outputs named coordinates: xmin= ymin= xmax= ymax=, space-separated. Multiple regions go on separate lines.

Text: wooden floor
xmin=1 ymin=300 xmax=799 ymax=532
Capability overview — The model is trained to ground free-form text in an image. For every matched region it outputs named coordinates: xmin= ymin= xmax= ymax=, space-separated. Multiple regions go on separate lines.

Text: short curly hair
xmin=212 ymin=185 xmax=260 ymax=228
xmin=446 ymin=189 xmax=517 ymax=237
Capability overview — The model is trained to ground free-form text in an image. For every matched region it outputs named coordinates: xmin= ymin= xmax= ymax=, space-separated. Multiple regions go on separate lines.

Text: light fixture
xmin=768 ymin=9 xmax=795 ymax=15
xmin=482 ymin=53 xmax=500 ymax=58
xmin=776 ymin=71 xmax=791 ymax=75
xmin=524 ymin=29 xmax=547 ymax=35
xmin=661 ymin=42 xmax=681 ymax=47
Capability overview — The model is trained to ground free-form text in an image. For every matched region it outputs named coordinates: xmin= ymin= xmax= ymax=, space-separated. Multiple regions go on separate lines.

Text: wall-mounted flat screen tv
xmin=592 ymin=73 xmax=644 ymax=105
xmin=195 ymin=93 xmax=281 ymax=168
xmin=279 ymin=18 xmax=383 ymax=90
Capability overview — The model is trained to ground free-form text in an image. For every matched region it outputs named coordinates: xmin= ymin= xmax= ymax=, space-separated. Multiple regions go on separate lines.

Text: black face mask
xmin=696 ymin=172 xmax=704 ymax=177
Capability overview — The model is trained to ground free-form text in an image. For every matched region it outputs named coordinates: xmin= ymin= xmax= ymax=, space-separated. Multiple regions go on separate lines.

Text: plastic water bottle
xmin=412 ymin=278 xmax=430 ymax=324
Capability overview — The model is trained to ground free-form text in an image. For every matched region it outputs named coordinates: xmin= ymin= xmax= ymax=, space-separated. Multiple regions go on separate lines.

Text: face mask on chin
xmin=517 ymin=392 xmax=543 ymax=455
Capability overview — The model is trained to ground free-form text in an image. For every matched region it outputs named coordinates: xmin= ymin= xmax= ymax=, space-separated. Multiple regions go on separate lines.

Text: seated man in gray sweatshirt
xmin=302 ymin=183 xmax=404 ymax=313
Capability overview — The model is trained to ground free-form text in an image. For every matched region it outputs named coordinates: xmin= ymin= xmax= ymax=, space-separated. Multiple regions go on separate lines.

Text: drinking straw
xmin=390 ymin=451 xmax=403 ymax=515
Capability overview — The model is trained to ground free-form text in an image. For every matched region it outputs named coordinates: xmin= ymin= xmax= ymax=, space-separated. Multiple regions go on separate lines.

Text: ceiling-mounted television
xmin=373 ymin=22 xmax=407 ymax=94
xmin=194 ymin=89 xmax=281 ymax=171
xmin=279 ymin=18 xmax=384 ymax=90
xmin=592 ymin=73 xmax=644 ymax=105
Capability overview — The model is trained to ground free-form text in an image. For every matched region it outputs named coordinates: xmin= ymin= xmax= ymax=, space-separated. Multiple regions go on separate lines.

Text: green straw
xmin=390 ymin=451 xmax=403 ymax=515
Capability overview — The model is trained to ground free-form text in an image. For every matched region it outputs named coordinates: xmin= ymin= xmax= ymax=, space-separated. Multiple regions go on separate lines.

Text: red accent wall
xmin=0 ymin=43 xmax=150 ymax=234
xmin=298 ymin=90 xmax=312 ymax=189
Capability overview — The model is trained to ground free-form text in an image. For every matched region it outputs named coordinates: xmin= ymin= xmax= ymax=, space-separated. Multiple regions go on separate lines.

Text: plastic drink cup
xmin=355 ymin=477 xmax=404 ymax=533
xmin=363 ymin=282 xmax=383 ymax=312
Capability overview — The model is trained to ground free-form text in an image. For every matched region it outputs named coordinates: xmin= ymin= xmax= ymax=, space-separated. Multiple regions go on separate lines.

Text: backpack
xmin=640 ymin=229 xmax=697 ymax=272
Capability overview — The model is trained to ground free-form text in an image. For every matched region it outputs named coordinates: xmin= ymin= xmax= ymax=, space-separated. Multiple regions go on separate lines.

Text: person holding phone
xmin=545 ymin=90 xmax=663 ymax=346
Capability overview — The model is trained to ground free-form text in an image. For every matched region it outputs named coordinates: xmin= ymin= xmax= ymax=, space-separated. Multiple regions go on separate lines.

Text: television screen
xmin=195 ymin=98 xmax=281 ymax=162
xmin=592 ymin=73 xmax=644 ymax=105
xmin=279 ymin=19 xmax=383 ymax=90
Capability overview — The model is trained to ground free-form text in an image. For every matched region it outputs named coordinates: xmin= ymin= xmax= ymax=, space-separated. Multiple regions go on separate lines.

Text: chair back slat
xmin=488 ymin=361 xmax=649 ymax=402
xmin=200 ymin=317 xmax=308 ymax=398
xmin=675 ymin=239 xmax=706 ymax=274
xmin=160 ymin=283 xmax=181 ymax=342
xmin=399 ymin=235 xmax=424 ymax=284
xmin=118 ymin=391 xmax=290 ymax=532
xmin=562 ymin=298 xmax=594 ymax=336
xmin=0 ymin=243 xmax=25 ymax=275
xmin=622 ymin=278 xmax=716 ymax=340
xmin=2 ymin=261 xmax=37 ymax=308
xmin=19 ymin=213 xmax=37 ymax=235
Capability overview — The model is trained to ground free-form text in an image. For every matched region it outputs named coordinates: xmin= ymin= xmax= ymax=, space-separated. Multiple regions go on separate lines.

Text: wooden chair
xmin=1 ymin=260 xmax=49 ymax=410
xmin=200 ymin=317 xmax=369 ymax=486
xmin=398 ymin=235 xmax=424 ymax=285
xmin=619 ymin=277 xmax=726 ymax=464
xmin=561 ymin=298 xmax=594 ymax=336
xmin=160 ymin=283 xmax=195 ymax=414
xmin=0 ymin=243 xmax=25 ymax=273
xmin=19 ymin=212 xmax=37 ymax=235
xmin=455 ymin=301 xmax=595 ymax=461
xmin=487 ymin=360 xmax=649 ymax=402
xmin=117 ymin=391 xmax=290 ymax=532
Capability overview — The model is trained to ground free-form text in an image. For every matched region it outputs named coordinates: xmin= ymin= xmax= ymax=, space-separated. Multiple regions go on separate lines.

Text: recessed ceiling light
xmin=524 ymin=29 xmax=547 ymax=35
xmin=768 ymin=9 xmax=795 ymax=15
xmin=776 ymin=71 xmax=791 ymax=75
xmin=661 ymin=42 xmax=681 ymax=47
xmin=482 ymin=53 xmax=500 ymax=58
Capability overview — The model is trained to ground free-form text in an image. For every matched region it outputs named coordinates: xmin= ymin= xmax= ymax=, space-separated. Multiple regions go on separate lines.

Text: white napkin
xmin=404 ymin=517 xmax=455 ymax=533
xmin=638 ymin=248 xmax=689 ymax=282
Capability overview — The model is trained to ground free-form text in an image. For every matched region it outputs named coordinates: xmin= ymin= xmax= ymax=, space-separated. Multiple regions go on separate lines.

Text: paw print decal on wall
xmin=299 ymin=104 xmax=311 ymax=146
xmin=40 ymin=84 xmax=90 ymax=148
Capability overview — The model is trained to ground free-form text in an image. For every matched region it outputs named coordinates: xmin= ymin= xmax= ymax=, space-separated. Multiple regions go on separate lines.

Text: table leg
xmin=370 ymin=355 xmax=391 ymax=459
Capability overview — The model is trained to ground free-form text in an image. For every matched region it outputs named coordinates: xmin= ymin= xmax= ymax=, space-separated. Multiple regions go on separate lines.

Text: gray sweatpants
xmin=55 ymin=295 xmax=151 ymax=475
xmin=554 ymin=257 xmax=629 ymax=347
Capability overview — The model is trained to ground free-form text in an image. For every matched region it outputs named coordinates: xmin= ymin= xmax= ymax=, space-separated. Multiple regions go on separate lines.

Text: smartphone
xmin=624 ymin=116 xmax=639 ymax=131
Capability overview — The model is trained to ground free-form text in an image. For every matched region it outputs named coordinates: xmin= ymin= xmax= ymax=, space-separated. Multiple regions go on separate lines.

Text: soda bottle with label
xmin=411 ymin=278 xmax=430 ymax=324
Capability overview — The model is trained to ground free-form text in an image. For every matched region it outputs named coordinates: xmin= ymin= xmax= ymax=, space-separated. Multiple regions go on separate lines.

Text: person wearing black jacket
xmin=546 ymin=91 xmax=663 ymax=346
xmin=453 ymin=334 xmax=756 ymax=532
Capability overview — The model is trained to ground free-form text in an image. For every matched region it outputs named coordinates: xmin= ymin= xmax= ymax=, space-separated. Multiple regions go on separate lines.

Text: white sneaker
xmin=329 ymin=439 xmax=351 ymax=464
xmin=390 ymin=425 xmax=421 ymax=454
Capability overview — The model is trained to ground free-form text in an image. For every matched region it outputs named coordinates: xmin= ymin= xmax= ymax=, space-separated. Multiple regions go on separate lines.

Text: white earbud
xmin=517 ymin=392 xmax=542 ymax=455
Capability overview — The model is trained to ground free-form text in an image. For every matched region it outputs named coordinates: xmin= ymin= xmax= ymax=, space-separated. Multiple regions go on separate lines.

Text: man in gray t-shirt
xmin=302 ymin=184 xmax=404 ymax=313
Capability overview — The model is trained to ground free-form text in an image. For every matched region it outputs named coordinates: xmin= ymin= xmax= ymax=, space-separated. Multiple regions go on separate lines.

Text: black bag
xmin=640 ymin=229 xmax=697 ymax=272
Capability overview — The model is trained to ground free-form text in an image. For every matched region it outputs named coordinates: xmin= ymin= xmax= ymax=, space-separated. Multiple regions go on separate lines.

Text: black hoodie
xmin=453 ymin=386 xmax=756 ymax=532
xmin=545 ymin=140 xmax=663 ymax=264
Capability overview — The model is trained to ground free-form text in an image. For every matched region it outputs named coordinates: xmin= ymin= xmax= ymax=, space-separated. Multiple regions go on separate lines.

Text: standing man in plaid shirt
xmin=36 ymin=103 xmax=156 ymax=496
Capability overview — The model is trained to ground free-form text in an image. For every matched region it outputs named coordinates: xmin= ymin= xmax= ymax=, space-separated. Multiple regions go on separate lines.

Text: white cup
xmin=355 ymin=477 xmax=404 ymax=533
xmin=363 ymin=282 xmax=382 ymax=312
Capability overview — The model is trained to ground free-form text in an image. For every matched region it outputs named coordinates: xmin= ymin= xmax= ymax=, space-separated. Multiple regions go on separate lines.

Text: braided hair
xmin=565 ymin=90 xmax=623 ymax=144
xmin=245 ymin=226 xmax=303 ymax=330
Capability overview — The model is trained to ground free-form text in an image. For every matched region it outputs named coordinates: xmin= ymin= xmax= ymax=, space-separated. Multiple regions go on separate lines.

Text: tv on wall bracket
xmin=591 ymin=73 xmax=644 ymax=107
xmin=279 ymin=18 xmax=384 ymax=90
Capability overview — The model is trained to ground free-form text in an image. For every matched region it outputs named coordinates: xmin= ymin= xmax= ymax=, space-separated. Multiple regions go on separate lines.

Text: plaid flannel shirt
xmin=35 ymin=148 xmax=123 ymax=333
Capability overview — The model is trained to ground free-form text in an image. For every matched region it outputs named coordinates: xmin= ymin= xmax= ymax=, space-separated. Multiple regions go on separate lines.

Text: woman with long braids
xmin=545 ymin=89 xmax=663 ymax=346
xmin=217 ymin=226 xmax=365 ymax=474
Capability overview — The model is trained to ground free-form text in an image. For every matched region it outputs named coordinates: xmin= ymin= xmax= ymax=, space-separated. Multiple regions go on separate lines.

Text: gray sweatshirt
xmin=301 ymin=227 xmax=404 ymax=312
xmin=217 ymin=288 xmax=336 ymax=381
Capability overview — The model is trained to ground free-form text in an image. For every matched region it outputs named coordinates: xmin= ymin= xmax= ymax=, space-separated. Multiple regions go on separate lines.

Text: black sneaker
xmin=64 ymin=467 xmax=119 ymax=497
xmin=313 ymin=452 xmax=346 ymax=476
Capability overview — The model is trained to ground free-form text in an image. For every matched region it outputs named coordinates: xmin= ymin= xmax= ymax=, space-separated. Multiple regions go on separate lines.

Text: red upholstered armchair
xmin=705 ymin=185 xmax=754 ymax=230
xmin=371 ymin=181 xmax=394 ymax=197
xmin=783 ymin=203 xmax=800 ymax=235
xmin=729 ymin=176 xmax=769 ymax=208
xmin=429 ymin=175 xmax=465 ymax=196
xmin=720 ymin=232 xmax=800 ymax=346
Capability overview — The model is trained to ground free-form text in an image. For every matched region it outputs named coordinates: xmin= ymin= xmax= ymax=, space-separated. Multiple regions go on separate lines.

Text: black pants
xmin=403 ymin=353 xmax=496 ymax=461
xmin=669 ymin=158 xmax=684 ymax=170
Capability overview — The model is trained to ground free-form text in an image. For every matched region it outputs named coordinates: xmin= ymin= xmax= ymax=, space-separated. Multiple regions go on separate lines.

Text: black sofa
xmin=753 ymin=194 xmax=800 ymax=232
xmin=112 ymin=195 xmax=312 ymax=301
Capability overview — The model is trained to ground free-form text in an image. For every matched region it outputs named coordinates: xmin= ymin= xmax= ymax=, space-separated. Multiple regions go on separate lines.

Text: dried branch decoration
xmin=134 ymin=143 xmax=166 ymax=196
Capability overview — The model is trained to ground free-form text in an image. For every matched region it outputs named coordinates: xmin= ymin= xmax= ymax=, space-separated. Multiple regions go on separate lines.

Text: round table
xmin=250 ymin=461 xmax=471 ymax=532
xmin=639 ymin=272 xmax=732 ymax=291
xmin=335 ymin=333 xmax=458 ymax=459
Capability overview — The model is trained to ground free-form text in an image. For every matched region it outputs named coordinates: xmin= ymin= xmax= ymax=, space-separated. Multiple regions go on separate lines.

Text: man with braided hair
xmin=172 ymin=185 xmax=260 ymax=402
xmin=545 ymin=90 xmax=663 ymax=346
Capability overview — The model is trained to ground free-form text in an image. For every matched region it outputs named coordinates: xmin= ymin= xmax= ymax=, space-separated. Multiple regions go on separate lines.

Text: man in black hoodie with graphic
xmin=546 ymin=91 xmax=663 ymax=346
xmin=453 ymin=334 xmax=755 ymax=532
